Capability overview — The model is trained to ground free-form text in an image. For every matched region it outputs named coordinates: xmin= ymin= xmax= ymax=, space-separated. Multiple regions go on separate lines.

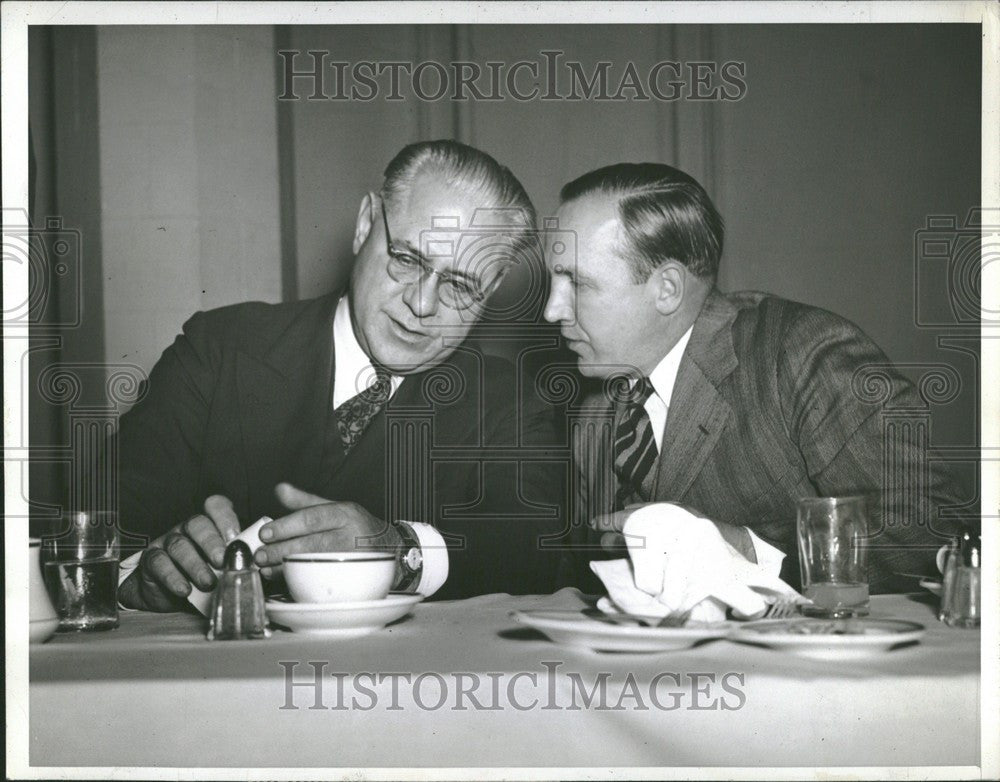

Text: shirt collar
xmin=332 ymin=296 xmax=402 ymax=410
xmin=645 ymin=325 xmax=694 ymax=410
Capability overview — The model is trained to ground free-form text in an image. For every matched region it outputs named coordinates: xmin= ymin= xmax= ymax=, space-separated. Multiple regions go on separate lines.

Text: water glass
xmin=796 ymin=496 xmax=870 ymax=618
xmin=42 ymin=511 xmax=120 ymax=631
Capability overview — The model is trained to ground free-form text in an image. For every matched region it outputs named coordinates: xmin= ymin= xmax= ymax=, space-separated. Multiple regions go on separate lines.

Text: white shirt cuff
xmin=400 ymin=521 xmax=448 ymax=597
xmin=746 ymin=528 xmax=785 ymax=576
xmin=117 ymin=551 xmax=142 ymax=611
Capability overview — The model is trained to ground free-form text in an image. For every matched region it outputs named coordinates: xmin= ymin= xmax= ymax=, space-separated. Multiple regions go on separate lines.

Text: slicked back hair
xmin=560 ymin=163 xmax=724 ymax=283
xmin=382 ymin=140 xmax=535 ymax=225
xmin=381 ymin=139 xmax=539 ymax=271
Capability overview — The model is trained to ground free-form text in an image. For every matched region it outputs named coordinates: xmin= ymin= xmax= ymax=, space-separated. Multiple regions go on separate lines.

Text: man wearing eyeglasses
xmin=116 ymin=140 xmax=566 ymax=611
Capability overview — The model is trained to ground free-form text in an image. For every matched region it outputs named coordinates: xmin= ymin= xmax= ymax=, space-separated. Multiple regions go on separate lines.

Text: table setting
xmin=26 ymin=498 xmax=984 ymax=770
xmin=515 ymin=499 xmax=974 ymax=661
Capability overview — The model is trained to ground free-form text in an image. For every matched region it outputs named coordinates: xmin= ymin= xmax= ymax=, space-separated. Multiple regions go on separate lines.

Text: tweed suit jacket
xmin=570 ymin=289 xmax=971 ymax=593
xmin=113 ymin=292 xmax=566 ymax=600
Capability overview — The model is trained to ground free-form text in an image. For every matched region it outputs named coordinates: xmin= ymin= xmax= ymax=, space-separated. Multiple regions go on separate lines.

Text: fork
xmin=762 ymin=597 xmax=801 ymax=619
xmin=751 ymin=585 xmax=812 ymax=619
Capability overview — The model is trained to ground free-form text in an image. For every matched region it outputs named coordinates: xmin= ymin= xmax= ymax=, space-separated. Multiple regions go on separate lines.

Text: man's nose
xmin=543 ymin=280 xmax=570 ymax=324
xmin=402 ymin=272 xmax=441 ymax=318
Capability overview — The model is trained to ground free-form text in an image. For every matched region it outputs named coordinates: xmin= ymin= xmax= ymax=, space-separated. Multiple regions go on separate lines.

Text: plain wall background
xmin=27 ymin=23 xmax=981 ymax=512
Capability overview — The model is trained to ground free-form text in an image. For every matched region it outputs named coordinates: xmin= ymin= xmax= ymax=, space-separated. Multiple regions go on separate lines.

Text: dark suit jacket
xmin=114 ymin=293 xmax=567 ymax=599
xmin=570 ymin=290 xmax=973 ymax=593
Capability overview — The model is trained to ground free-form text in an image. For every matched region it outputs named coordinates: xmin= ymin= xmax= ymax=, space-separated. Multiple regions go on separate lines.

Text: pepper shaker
xmin=938 ymin=529 xmax=981 ymax=628
xmin=207 ymin=540 xmax=271 ymax=640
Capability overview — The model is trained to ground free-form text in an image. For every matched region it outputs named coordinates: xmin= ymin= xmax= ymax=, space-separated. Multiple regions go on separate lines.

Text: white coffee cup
xmin=283 ymin=552 xmax=396 ymax=603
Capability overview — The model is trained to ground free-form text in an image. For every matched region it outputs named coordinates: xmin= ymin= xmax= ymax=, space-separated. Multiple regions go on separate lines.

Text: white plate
xmin=265 ymin=593 xmax=422 ymax=638
xmin=514 ymin=610 xmax=733 ymax=653
xmin=730 ymin=617 xmax=925 ymax=659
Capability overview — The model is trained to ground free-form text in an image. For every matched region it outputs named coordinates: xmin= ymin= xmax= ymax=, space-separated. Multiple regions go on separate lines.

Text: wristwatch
xmin=393 ymin=521 xmax=423 ymax=593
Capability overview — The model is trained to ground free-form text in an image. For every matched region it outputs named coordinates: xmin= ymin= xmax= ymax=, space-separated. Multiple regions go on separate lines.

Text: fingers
xmin=260 ymin=504 xmax=345 ymax=544
xmin=123 ymin=495 xmax=243 ymax=612
xmin=183 ymin=515 xmax=227 ymax=569
xmin=255 ymin=530 xmax=348 ymax=567
xmin=119 ymin=569 xmax=176 ymax=613
xmin=275 ymin=482 xmax=330 ymax=511
xmin=204 ymin=495 xmax=241 ymax=544
xmin=133 ymin=548 xmax=192 ymax=612
xmin=140 ymin=547 xmax=189 ymax=596
xmin=256 ymin=505 xmax=346 ymax=568
xmin=162 ymin=531 xmax=217 ymax=591
xmin=255 ymin=510 xmax=397 ymax=568
xmin=180 ymin=495 xmax=239 ymax=570
xmin=255 ymin=503 xmax=371 ymax=566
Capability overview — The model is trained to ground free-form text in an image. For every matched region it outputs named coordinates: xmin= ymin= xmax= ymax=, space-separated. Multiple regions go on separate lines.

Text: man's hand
xmin=590 ymin=509 xmax=631 ymax=553
xmin=591 ymin=504 xmax=758 ymax=563
xmin=118 ymin=495 xmax=242 ymax=611
xmin=253 ymin=483 xmax=403 ymax=577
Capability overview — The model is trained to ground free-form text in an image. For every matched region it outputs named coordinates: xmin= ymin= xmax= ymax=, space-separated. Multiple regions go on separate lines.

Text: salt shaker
xmin=938 ymin=529 xmax=981 ymax=628
xmin=207 ymin=540 xmax=271 ymax=640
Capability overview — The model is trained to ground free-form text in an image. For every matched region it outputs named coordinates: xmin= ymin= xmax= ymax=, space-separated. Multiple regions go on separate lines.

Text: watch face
xmin=403 ymin=547 xmax=423 ymax=572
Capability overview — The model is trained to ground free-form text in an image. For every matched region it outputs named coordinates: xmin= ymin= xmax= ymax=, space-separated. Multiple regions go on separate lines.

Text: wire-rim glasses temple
xmin=377 ymin=196 xmax=492 ymax=311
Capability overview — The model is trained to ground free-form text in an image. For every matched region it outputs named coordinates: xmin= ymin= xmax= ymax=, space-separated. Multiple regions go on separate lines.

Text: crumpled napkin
xmin=590 ymin=504 xmax=800 ymax=623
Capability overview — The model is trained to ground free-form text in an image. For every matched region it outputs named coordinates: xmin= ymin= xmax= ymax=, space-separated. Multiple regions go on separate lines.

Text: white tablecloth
xmin=29 ymin=590 xmax=980 ymax=769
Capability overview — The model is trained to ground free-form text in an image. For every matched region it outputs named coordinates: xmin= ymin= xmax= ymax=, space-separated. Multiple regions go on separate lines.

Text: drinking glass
xmin=796 ymin=496 xmax=870 ymax=618
xmin=42 ymin=511 xmax=120 ymax=631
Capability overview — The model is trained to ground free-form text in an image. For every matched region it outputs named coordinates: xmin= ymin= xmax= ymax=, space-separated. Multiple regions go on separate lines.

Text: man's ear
xmin=352 ymin=192 xmax=376 ymax=255
xmin=652 ymin=261 xmax=685 ymax=315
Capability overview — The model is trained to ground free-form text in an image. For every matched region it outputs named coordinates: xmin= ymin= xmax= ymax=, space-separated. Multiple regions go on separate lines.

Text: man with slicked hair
xmin=544 ymin=162 xmax=972 ymax=593
xmin=115 ymin=139 xmax=565 ymax=610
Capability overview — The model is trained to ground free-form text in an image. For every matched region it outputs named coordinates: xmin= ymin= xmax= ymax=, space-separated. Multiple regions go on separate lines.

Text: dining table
xmin=29 ymin=588 xmax=982 ymax=772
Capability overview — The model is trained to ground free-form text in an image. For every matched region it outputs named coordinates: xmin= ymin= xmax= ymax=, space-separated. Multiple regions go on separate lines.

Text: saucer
xmin=265 ymin=593 xmax=422 ymax=638
xmin=730 ymin=617 xmax=925 ymax=659
xmin=514 ymin=609 xmax=733 ymax=653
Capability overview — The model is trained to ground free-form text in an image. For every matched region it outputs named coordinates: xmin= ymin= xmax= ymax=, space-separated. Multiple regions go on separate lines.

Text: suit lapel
xmin=237 ymin=295 xmax=339 ymax=514
xmin=653 ymin=290 xmax=739 ymax=502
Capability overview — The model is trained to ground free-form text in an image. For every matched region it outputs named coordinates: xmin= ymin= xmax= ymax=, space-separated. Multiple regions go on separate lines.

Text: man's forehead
xmin=398 ymin=173 xmax=481 ymax=225
xmin=555 ymin=193 xmax=620 ymax=234
xmin=422 ymin=231 xmax=519 ymax=284
xmin=545 ymin=195 xmax=623 ymax=267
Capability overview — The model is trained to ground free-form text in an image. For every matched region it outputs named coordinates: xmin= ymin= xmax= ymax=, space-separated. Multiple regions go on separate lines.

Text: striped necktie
xmin=612 ymin=377 xmax=658 ymax=510
xmin=335 ymin=366 xmax=393 ymax=453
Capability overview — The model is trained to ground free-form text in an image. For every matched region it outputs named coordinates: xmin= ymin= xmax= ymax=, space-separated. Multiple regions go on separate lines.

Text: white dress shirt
xmin=638 ymin=327 xmax=786 ymax=575
xmin=331 ymin=295 xmax=404 ymax=409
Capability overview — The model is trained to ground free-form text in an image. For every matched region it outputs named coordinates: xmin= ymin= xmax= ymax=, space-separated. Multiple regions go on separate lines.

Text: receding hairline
xmin=381 ymin=140 xmax=535 ymax=220
xmin=384 ymin=168 xmax=492 ymax=211
xmin=557 ymin=167 xmax=723 ymax=282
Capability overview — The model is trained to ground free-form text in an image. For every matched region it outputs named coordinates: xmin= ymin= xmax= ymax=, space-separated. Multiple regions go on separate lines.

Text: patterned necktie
xmin=612 ymin=377 xmax=658 ymax=510
xmin=335 ymin=366 xmax=393 ymax=453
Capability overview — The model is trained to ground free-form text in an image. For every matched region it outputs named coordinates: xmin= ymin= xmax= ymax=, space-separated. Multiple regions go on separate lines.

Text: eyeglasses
xmin=378 ymin=197 xmax=489 ymax=312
